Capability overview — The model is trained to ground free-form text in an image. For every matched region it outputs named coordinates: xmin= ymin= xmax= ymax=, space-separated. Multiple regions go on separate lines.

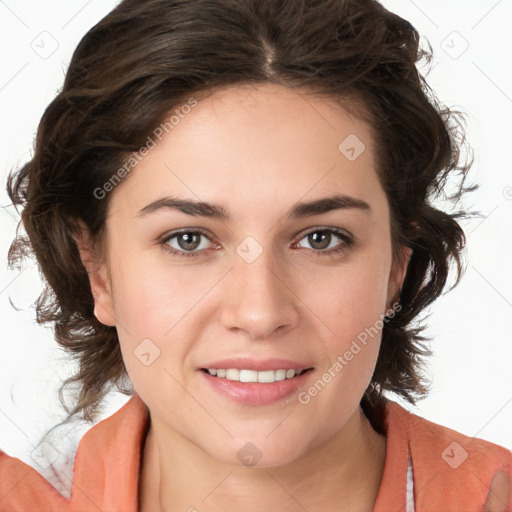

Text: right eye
xmin=160 ymin=229 xmax=215 ymax=257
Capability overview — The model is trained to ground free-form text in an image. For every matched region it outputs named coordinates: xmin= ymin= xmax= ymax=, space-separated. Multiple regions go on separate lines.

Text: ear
xmin=386 ymin=245 xmax=412 ymax=308
xmin=74 ymin=220 xmax=116 ymax=327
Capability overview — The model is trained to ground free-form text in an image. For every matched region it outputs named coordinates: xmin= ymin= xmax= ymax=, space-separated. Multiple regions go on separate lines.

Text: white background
xmin=1 ymin=0 xmax=511 ymax=467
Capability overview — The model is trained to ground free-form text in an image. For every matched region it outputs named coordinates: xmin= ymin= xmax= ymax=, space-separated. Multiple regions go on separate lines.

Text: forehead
xmin=108 ymin=83 xmax=383 ymax=217
xmin=175 ymin=83 xmax=375 ymax=166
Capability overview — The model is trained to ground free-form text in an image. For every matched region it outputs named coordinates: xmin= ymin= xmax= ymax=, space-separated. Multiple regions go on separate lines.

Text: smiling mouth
xmin=200 ymin=367 xmax=314 ymax=383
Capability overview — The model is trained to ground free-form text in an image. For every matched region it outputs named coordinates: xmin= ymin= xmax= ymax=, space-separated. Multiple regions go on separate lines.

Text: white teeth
xmin=275 ymin=369 xmax=286 ymax=381
xmin=226 ymin=369 xmax=240 ymax=381
xmin=206 ymin=368 xmax=307 ymax=383
xmin=240 ymin=370 xmax=258 ymax=382
xmin=257 ymin=370 xmax=275 ymax=383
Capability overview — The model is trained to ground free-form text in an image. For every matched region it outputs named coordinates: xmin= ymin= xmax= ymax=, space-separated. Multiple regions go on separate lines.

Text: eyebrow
xmin=136 ymin=193 xmax=371 ymax=220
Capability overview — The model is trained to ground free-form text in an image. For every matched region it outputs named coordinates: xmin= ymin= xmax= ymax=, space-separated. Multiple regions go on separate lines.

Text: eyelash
xmin=159 ymin=227 xmax=354 ymax=258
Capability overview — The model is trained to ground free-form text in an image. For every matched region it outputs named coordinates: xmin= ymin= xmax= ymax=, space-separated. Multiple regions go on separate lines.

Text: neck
xmin=139 ymin=405 xmax=386 ymax=512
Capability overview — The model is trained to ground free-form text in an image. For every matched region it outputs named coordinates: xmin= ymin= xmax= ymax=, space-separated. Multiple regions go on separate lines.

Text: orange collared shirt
xmin=1 ymin=394 xmax=511 ymax=511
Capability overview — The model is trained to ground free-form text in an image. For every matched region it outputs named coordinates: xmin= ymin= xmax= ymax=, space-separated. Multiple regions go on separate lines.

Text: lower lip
xmin=199 ymin=369 xmax=314 ymax=405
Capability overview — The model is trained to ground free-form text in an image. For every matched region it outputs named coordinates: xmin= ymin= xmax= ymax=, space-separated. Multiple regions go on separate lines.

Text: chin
xmin=206 ymin=436 xmax=311 ymax=469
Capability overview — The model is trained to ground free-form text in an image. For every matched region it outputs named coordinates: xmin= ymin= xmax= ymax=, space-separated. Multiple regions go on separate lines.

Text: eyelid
xmin=295 ymin=225 xmax=352 ymax=240
xmin=157 ymin=227 xmax=215 ymax=253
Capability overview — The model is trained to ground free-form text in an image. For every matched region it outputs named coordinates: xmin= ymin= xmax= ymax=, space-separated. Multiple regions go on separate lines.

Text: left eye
xmin=294 ymin=228 xmax=352 ymax=253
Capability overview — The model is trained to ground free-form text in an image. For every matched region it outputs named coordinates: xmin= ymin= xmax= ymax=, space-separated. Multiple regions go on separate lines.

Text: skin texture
xmin=78 ymin=83 xmax=411 ymax=511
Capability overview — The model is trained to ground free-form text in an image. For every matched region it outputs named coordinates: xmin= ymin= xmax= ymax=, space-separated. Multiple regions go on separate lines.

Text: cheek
xmin=108 ymin=264 xmax=189 ymax=402
xmin=108 ymin=248 xmax=210 ymax=339
xmin=296 ymin=249 xmax=392 ymax=401
xmin=106 ymin=247 xmax=220 ymax=386
xmin=111 ymin=271 xmax=167 ymax=340
xmin=303 ymin=252 xmax=392 ymax=336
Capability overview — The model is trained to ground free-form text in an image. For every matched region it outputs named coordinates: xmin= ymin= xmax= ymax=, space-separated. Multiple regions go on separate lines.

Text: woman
xmin=1 ymin=0 xmax=511 ymax=510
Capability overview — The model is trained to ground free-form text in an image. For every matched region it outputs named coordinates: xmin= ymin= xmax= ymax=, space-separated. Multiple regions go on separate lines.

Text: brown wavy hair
xmin=7 ymin=0 xmax=473 ymax=423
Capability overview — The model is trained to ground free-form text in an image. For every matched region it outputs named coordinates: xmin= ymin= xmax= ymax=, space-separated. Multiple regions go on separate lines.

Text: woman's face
xmin=87 ymin=83 xmax=409 ymax=466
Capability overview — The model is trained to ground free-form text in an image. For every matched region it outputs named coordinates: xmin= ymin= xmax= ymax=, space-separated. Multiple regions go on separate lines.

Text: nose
xmin=220 ymin=245 xmax=300 ymax=340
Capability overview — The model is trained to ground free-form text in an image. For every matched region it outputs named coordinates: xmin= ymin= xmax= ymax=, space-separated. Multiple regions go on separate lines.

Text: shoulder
xmin=0 ymin=449 xmax=70 ymax=511
xmin=387 ymin=401 xmax=512 ymax=469
xmin=0 ymin=394 xmax=148 ymax=511
xmin=386 ymin=400 xmax=512 ymax=511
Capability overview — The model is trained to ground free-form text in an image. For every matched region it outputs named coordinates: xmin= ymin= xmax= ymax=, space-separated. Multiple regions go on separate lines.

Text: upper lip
xmin=200 ymin=357 xmax=314 ymax=371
